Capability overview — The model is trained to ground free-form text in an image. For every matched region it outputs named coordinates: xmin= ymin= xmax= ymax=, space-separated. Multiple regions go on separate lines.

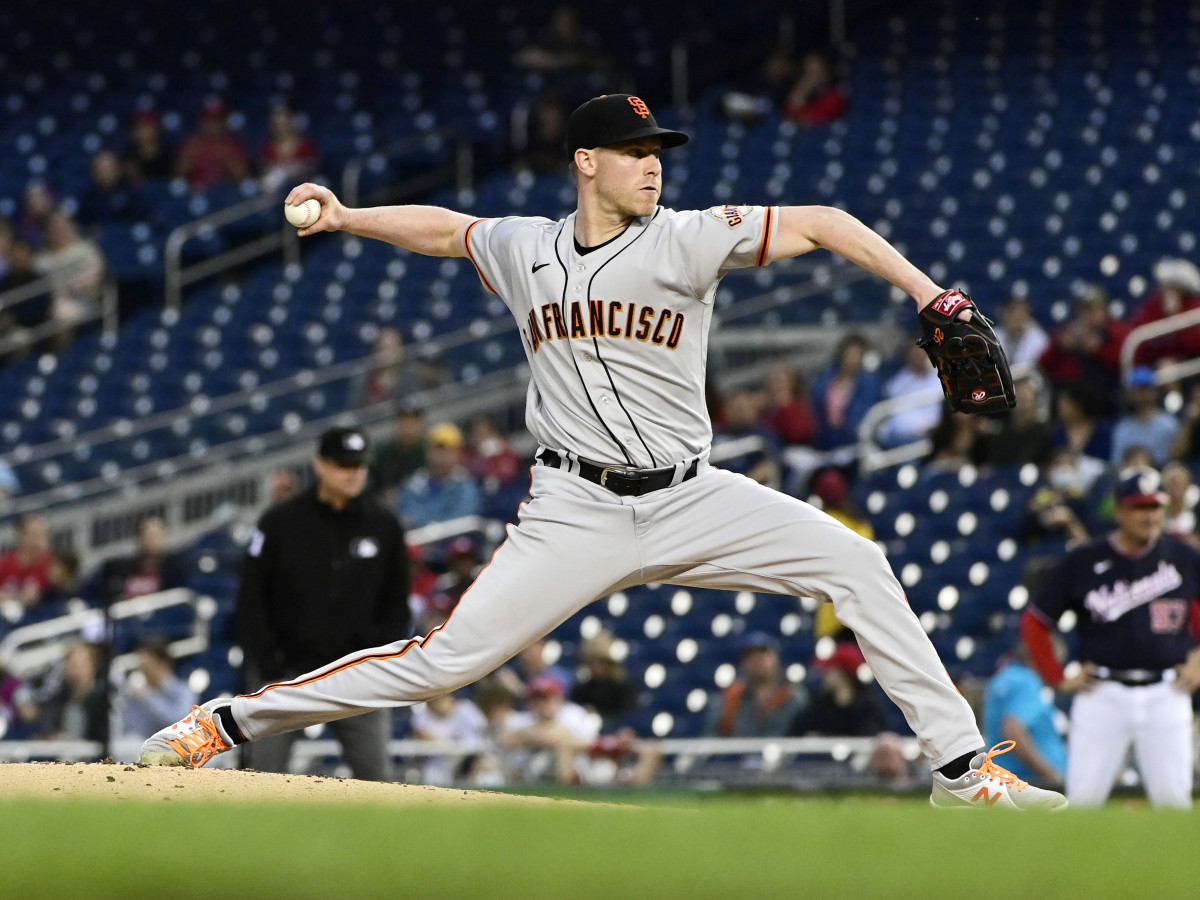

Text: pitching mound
xmin=0 ymin=762 xmax=591 ymax=806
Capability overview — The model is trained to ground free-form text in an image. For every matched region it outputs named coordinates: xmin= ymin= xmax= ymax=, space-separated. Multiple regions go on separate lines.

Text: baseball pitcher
xmin=143 ymin=94 xmax=1057 ymax=808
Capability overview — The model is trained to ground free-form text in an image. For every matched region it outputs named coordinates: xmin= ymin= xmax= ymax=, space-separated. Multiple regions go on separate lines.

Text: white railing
xmin=0 ymin=276 xmax=119 ymax=357
xmin=1119 ymin=306 xmax=1200 ymax=386
xmin=163 ymin=190 xmax=300 ymax=311
xmin=0 ymin=588 xmax=210 ymax=679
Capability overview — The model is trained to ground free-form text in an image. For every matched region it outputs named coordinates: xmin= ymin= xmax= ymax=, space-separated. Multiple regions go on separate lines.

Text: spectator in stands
xmin=432 ymin=535 xmax=483 ymax=611
xmin=112 ymin=634 xmax=197 ymax=741
xmin=712 ymin=389 xmax=780 ymax=485
xmin=513 ymin=3 xmax=611 ymax=98
xmin=1125 ymin=258 xmax=1200 ymax=367
xmin=760 ymin=364 xmax=816 ymax=447
xmin=1110 ymin=366 xmax=1179 ymax=468
xmin=720 ymin=50 xmax=799 ymax=125
xmin=350 ymin=326 xmax=441 ymax=409
xmin=0 ymin=657 xmax=21 ymax=738
xmin=808 ymin=467 xmax=872 ymax=642
xmin=409 ymin=691 xmax=489 ymax=786
xmin=975 ymin=377 xmax=1055 ymax=467
xmin=924 ymin=407 xmax=982 ymax=473
xmin=0 ymin=217 xmax=13 ymax=281
xmin=496 ymin=673 xmax=599 ymax=784
xmin=1020 ymin=450 xmax=1095 ymax=549
xmin=993 ymin=294 xmax=1050 ymax=369
xmin=268 ymin=468 xmax=298 ymax=503
xmin=514 ymin=89 xmax=571 ymax=176
xmin=507 ymin=637 xmax=575 ymax=697
xmin=983 ymin=638 xmax=1067 ymax=789
xmin=77 ymin=149 xmax=147 ymax=227
xmin=877 ymin=340 xmax=944 ymax=449
xmin=258 ymin=102 xmax=319 ymax=194
xmin=0 ymin=458 xmax=20 ymax=508
xmin=174 ymin=97 xmax=249 ymax=192
xmin=17 ymin=181 xmax=56 ymax=248
xmin=1051 ymin=379 xmax=1113 ymax=467
xmin=397 ymin=422 xmax=482 ymax=530
xmin=123 ymin=109 xmax=174 ymax=182
xmin=781 ymin=50 xmax=849 ymax=127
xmin=88 ymin=516 xmax=187 ymax=607
xmin=1039 ymin=284 xmax=1129 ymax=414
xmin=34 ymin=211 xmax=105 ymax=353
xmin=789 ymin=641 xmax=886 ymax=737
xmin=811 ymin=332 xmax=881 ymax=451
xmin=237 ymin=425 xmax=410 ymax=781
xmin=26 ymin=641 xmax=106 ymax=741
xmin=40 ymin=550 xmax=81 ymax=607
xmin=0 ymin=514 xmax=54 ymax=609
xmin=706 ymin=632 xmax=808 ymax=738
xmin=369 ymin=405 xmax=427 ymax=502
xmin=466 ymin=414 xmax=524 ymax=488
xmin=0 ymin=237 xmax=42 ymax=363
xmin=122 ymin=109 xmax=175 ymax=184
xmin=1161 ymin=461 xmax=1199 ymax=548
xmin=569 ymin=629 xmax=637 ymax=729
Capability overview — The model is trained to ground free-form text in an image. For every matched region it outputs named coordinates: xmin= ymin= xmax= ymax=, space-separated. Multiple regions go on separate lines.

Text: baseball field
xmin=2 ymin=763 xmax=1199 ymax=898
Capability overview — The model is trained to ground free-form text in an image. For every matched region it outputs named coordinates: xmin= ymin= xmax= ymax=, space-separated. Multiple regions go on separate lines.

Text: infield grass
xmin=3 ymin=794 xmax=1199 ymax=899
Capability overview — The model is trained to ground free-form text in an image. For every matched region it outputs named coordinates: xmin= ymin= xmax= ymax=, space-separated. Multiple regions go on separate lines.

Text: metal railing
xmin=342 ymin=130 xmax=474 ymax=209
xmin=1119 ymin=306 xmax=1200 ymax=386
xmin=0 ymin=275 xmax=119 ymax=357
xmin=163 ymin=191 xmax=300 ymax=311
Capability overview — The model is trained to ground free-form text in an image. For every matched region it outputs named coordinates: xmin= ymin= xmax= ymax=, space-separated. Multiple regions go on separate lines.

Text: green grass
xmin=3 ymin=795 xmax=1200 ymax=899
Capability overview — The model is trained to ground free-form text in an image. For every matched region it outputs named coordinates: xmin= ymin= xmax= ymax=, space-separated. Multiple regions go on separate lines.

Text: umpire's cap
xmin=565 ymin=94 xmax=689 ymax=159
xmin=1114 ymin=466 xmax=1168 ymax=508
xmin=318 ymin=426 xmax=370 ymax=466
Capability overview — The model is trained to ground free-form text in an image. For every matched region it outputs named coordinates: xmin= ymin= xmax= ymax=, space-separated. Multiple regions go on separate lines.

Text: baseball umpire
xmin=236 ymin=426 xmax=411 ymax=781
xmin=1022 ymin=466 xmax=1200 ymax=807
xmin=143 ymin=94 xmax=1057 ymax=808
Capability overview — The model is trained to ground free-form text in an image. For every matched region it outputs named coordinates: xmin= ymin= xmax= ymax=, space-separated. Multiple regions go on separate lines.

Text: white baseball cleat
xmin=930 ymin=741 xmax=1068 ymax=810
xmin=139 ymin=699 xmax=235 ymax=768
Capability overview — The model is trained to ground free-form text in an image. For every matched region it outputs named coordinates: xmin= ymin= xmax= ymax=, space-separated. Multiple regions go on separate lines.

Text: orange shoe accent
xmin=164 ymin=705 xmax=230 ymax=767
xmin=975 ymin=740 xmax=1028 ymax=795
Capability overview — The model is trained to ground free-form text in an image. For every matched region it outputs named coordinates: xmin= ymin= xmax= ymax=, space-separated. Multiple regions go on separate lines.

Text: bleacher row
xmin=3 ymin=0 xmax=1200 ymax=744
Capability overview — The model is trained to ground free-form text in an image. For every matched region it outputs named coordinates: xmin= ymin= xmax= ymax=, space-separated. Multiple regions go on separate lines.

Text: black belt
xmin=536 ymin=448 xmax=699 ymax=497
xmin=1095 ymin=666 xmax=1173 ymax=687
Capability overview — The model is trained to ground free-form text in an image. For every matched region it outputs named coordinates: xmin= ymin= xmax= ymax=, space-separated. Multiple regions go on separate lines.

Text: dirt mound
xmin=0 ymin=762 xmax=585 ymax=806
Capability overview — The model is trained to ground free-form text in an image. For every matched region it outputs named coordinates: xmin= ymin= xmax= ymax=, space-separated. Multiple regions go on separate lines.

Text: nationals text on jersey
xmin=1084 ymin=559 xmax=1184 ymax=623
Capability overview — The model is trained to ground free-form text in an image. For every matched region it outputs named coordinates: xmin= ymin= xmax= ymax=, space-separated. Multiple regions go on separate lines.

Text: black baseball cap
xmin=317 ymin=426 xmax=370 ymax=466
xmin=565 ymin=94 xmax=689 ymax=159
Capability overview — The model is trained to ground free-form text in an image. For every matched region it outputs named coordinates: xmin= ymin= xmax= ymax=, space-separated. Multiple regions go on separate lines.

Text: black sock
xmin=214 ymin=706 xmax=248 ymax=745
xmin=937 ymin=749 xmax=981 ymax=780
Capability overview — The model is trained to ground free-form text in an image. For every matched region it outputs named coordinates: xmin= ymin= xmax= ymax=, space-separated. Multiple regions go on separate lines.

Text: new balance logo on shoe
xmin=971 ymin=786 xmax=1003 ymax=805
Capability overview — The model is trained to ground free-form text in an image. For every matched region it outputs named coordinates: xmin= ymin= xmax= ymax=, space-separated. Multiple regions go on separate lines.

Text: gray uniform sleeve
xmin=668 ymin=205 xmax=779 ymax=297
xmin=463 ymin=215 xmax=549 ymax=302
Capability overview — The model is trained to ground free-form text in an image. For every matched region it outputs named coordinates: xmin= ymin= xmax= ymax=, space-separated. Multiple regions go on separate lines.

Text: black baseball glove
xmin=916 ymin=289 xmax=1016 ymax=414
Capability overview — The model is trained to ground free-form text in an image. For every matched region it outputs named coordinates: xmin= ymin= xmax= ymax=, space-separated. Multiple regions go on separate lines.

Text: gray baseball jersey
xmin=216 ymin=204 xmax=984 ymax=774
xmin=464 ymin=205 xmax=776 ymax=467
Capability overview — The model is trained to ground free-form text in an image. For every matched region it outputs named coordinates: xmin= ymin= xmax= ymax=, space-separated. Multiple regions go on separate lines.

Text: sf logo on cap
xmin=628 ymin=96 xmax=650 ymax=119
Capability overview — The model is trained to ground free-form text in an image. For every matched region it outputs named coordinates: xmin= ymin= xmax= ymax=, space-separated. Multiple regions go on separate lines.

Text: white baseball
xmin=284 ymin=198 xmax=321 ymax=229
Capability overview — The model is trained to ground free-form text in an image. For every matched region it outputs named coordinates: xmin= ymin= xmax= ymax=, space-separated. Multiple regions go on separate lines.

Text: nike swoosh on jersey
xmin=531 ymin=262 xmax=550 ymax=273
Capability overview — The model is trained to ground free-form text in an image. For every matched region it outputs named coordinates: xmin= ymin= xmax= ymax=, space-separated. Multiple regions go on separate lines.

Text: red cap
xmin=528 ymin=674 xmax=566 ymax=698
xmin=814 ymin=641 xmax=866 ymax=675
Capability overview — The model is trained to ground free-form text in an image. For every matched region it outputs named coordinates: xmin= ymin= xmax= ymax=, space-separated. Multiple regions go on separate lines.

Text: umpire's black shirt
xmin=237 ymin=485 xmax=411 ymax=681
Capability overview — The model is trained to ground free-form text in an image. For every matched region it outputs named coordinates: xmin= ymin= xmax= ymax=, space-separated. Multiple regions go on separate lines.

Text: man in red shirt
xmin=0 ymin=514 xmax=54 ymax=609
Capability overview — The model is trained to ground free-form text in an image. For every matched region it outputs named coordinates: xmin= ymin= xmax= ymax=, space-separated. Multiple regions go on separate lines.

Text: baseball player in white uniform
xmin=142 ymin=94 xmax=1064 ymax=808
